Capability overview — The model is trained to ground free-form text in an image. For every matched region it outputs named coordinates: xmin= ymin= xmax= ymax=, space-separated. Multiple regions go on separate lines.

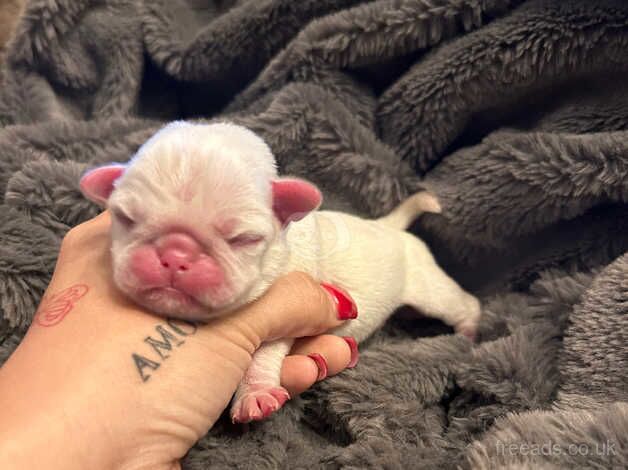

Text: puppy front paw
xmin=455 ymin=320 xmax=478 ymax=342
xmin=231 ymin=384 xmax=290 ymax=423
xmin=454 ymin=296 xmax=481 ymax=342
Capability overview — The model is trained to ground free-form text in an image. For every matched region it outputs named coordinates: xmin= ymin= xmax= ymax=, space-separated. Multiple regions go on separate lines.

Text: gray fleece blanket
xmin=0 ymin=1 xmax=627 ymax=468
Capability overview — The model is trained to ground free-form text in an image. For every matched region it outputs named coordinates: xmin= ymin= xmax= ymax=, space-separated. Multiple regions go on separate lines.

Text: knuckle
xmin=283 ymin=270 xmax=315 ymax=286
xmin=60 ymin=219 xmax=93 ymax=251
xmin=277 ymin=271 xmax=331 ymax=310
xmin=61 ymin=226 xmax=81 ymax=249
xmin=279 ymin=271 xmax=315 ymax=295
xmin=313 ymin=286 xmax=333 ymax=314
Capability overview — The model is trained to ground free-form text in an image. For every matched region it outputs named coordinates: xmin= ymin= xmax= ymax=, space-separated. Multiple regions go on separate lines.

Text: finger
xmin=235 ymin=272 xmax=358 ymax=342
xmin=280 ymin=355 xmax=320 ymax=396
xmin=80 ymin=210 xmax=111 ymax=232
xmin=281 ymin=335 xmax=360 ymax=396
xmin=291 ymin=335 xmax=354 ymax=377
xmin=56 ymin=212 xmax=114 ymax=286
xmin=63 ymin=211 xmax=110 ymax=248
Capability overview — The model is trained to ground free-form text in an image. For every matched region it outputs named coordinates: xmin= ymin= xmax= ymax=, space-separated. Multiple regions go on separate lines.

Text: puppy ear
xmin=271 ymin=178 xmax=322 ymax=227
xmin=79 ymin=164 xmax=126 ymax=206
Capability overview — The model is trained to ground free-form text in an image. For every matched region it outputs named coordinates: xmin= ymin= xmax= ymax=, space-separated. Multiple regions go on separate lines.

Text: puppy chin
xmin=132 ymin=289 xmax=208 ymax=321
xmin=126 ymin=285 xmax=240 ymax=323
xmin=115 ymin=271 xmax=240 ymax=322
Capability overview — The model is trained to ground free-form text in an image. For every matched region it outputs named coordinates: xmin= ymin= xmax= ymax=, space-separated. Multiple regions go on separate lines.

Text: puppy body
xmin=80 ymin=121 xmax=480 ymax=423
xmin=230 ymin=199 xmax=480 ymax=422
xmin=286 ymin=201 xmax=479 ymax=341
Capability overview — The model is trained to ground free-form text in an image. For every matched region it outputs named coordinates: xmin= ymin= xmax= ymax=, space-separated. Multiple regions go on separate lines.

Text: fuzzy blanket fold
xmin=1 ymin=1 xmax=626 ymax=468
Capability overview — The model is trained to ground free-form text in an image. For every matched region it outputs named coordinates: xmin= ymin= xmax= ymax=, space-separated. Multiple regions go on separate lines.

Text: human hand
xmin=0 ymin=211 xmax=358 ymax=470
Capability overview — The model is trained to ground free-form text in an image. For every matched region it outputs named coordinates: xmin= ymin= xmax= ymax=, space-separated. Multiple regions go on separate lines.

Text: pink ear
xmin=79 ymin=165 xmax=126 ymax=206
xmin=272 ymin=178 xmax=322 ymax=226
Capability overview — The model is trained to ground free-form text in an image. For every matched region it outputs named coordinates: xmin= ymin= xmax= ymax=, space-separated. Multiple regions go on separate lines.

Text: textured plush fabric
xmin=0 ymin=0 xmax=25 ymax=67
xmin=0 ymin=1 xmax=23 ymax=45
xmin=1 ymin=1 xmax=627 ymax=468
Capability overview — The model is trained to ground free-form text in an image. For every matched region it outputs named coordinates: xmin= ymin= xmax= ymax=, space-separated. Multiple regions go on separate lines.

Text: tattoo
xmin=132 ymin=318 xmax=198 ymax=382
xmin=35 ymin=284 xmax=89 ymax=327
xmin=145 ymin=325 xmax=184 ymax=359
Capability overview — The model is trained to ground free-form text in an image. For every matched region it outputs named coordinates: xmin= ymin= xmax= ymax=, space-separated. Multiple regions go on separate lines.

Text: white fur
xmin=92 ymin=121 xmax=481 ymax=422
xmin=230 ymin=202 xmax=481 ymax=418
xmin=106 ymin=122 xmax=281 ymax=318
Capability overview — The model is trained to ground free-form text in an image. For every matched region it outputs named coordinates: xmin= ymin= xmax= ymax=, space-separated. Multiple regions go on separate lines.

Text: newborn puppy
xmin=80 ymin=121 xmax=481 ymax=423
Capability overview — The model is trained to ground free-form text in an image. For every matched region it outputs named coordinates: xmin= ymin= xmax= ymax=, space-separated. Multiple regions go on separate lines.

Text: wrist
xmin=0 ymin=302 xmax=169 ymax=470
xmin=0 ymin=393 xmax=118 ymax=470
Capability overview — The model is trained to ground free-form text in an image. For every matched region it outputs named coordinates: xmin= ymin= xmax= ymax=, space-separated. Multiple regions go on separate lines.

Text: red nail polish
xmin=321 ymin=283 xmax=358 ymax=320
xmin=308 ymin=353 xmax=328 ymax=381
xmin=341 ymin=336 xmax=359 ymax=368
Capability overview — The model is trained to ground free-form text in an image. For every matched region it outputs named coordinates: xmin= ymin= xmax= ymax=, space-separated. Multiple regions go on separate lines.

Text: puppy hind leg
xmin=231 ymin=339 xmax=293 ymax=423
xmin=402 ymin=241 xmax=481 ymax=341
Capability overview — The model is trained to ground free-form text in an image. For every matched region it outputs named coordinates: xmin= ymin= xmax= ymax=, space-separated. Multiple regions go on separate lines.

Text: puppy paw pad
xmin=231 ymin=385 xmax=290 ymax=423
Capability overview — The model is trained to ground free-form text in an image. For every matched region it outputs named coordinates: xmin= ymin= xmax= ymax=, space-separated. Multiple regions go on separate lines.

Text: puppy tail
xmin=377 ymin=191 xmax=441 ymax=230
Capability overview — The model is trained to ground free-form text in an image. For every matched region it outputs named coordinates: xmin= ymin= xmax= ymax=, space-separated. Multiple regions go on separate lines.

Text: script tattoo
xmin=35 ymin=284 xmax=89 ymax=327
xmin=132 ymin=318 xmax=198 ymax=382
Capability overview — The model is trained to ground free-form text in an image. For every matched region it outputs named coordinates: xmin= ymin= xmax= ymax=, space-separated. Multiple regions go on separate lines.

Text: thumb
xmin=233 ymin=272 xmax=358 ymax=343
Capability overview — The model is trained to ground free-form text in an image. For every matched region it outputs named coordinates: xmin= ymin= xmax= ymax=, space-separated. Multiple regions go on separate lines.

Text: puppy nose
xmin=157 ymin=233 xmax=202 ymax=273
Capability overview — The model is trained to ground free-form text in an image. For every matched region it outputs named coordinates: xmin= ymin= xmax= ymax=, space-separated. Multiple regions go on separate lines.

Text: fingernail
xmin=342 ymin=336 xmax=359 ymax=368
xmin=308 ymin=353 xmax=328 ymax=381
xmin=321 ymin=283 xmax=358 ymax=320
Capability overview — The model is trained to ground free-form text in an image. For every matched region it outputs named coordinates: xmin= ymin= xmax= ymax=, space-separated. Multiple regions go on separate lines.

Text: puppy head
xmin=80 ymin=121 xmax=321 ymax=320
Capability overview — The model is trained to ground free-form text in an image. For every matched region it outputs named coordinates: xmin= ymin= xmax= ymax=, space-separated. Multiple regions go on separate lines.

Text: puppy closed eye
xmin=227 ymin=233 xmax=264 ymax=248
xmin=110 ymin=207 xmax=136 ymax=229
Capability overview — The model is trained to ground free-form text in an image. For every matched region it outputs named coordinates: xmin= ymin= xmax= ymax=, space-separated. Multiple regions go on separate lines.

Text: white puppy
xmin=80 ymin=121 xmax=481 ymax=423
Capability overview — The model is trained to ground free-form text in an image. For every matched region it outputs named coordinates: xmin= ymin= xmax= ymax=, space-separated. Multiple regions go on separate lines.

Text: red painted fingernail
xmin=308 ymin=353 xmax=328 ymax=381
xmin=321 ymin=283 xmax=358 ymax=320
xmin=342 ymin=336 xmax=359 ymax=368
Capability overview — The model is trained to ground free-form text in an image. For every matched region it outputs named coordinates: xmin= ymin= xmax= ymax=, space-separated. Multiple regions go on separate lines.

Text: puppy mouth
xmin=143 ymin=287 xmax=205 ymax=309
xmin=128 ymin=280 xmax=236 ymax=321
xmin=140 ymin=287 xmax=236 ymax=322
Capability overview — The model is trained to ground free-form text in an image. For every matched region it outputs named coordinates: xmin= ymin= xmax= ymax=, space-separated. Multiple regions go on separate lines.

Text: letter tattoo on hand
xmin=132 ymin=319 xmax=198 ymax=382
